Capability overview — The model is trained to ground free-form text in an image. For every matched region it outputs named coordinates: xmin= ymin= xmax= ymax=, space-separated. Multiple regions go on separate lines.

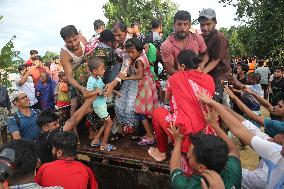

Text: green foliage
xmin=219 ymin=0 xmax=284 ymax=63
xmin=42 ymin=51 xmax=59 ymax=63
xmin=103 ymin=0 xmax=177 ymax=37
xmin=0 ymin=16 xmax=24 ymax=89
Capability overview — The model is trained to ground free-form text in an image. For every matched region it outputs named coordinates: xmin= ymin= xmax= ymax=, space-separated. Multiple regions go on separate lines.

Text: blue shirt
xmin=86 ymin=76 xmax=106 ymax=107
xmin=264 ymin=118 xmax=284 ymax=137
xmin=7 ymin=109 xmax=40 ymax=140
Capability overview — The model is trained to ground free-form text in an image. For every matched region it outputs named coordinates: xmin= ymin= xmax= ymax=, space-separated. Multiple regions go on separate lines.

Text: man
xmin=0 ymin=139 xmax=62 ymax=189
xmin=270 ymin=65 xmax=284 ymax=107
xmin=7 ymin=92 xmax=40 ymax=140
xmin=169 ymin=105 xmax=241 ymax=189
xmin=144 ymin=19 xmax=163 ymax=48
xmin=30 ymin=55 xmax=50 ymax=88
xmin=160 ymin=10 xmax=208 ymax=76
xmin=35 ymin=132 xmax=98 ymax=189
xmin=93 ymin=19 xmax=105 ymax=39
xmin=198 ymin=8 xmax=230 ymax=102
xmin=255 ymin=59 xmax=270 ymax=99
xmin=131 ymin=22 xmax=145 ymax=43
xmin=199 ymin=92 xmax=284 ymax=189
xmin=15 ymin=64 xmax=39 ymax=109
xmin=25 ymin=49 xmax=38 ymax=67
xmin=35 ymin=96 xmax=95 ymax=164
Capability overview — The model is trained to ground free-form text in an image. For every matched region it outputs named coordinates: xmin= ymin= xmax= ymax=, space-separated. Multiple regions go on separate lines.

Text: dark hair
xmin=125 ymin=38 xmax=144 ymax=52
xmin=190 ymin=133 xmax=229 ymax=173
xmin=52 ymin=132 xmax=77 ymax=157
xmin=177 ymin=50 xmax=202 ymax=69
xmin=88 ymin=58 xmax=104 ymax=72
xmin=58 ymin=71 xmax=65 ymax=79
xmin=99 ymin=29 xmax=115 ymax=43
xmin=31 ymin=55 xmax=43 ymax=62
xmin=30 ymin=50 xmax=38 ymax=55
xmin=1 ymin=139 xmax=39 ymax=181
xmin=257 ymin=60 xmax=264 ymax=67
xmin=240 ymin=63 xmax=249 ymax=73
xmin=248 ymin=72 xmax=261 ymax=83
xmin=113 ymin=21 xmax=127 ymax=32
xmin=174 ymin=10 xmax=191 ymax=23
xmin=151 ymin=19 xmax=162 ymax=29
xmin=274 ymin=65 xmax=283 ymax=72
xmin=36 ymin=111 xmax=59 ymax=129
xmin=93 ymin=19 xmax=105 ymax=31
xmin=60 ymin=25 xmax=79 ymax=40
xmin=18 ymin=64 xmax=27 ymax=72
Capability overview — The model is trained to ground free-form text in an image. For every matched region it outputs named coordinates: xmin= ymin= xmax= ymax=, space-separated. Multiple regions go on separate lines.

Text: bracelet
xmin=115 ymin=77 xmax=122 ymax=83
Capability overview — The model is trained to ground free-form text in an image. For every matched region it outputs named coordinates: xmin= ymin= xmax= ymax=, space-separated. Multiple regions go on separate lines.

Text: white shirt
xmin=251 ymin=136 xmax=284 ymax=188
xmin=15 ymin=75 xmax=38 ymax=106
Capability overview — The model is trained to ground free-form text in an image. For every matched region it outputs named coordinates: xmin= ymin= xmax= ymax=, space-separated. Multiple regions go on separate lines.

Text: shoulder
xmin=161 ymin=34 xmax=174 ymax=50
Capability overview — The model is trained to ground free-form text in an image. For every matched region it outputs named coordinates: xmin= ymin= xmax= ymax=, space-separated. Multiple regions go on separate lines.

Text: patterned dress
xmin=135 ymin=54 xmax=159 ymax=117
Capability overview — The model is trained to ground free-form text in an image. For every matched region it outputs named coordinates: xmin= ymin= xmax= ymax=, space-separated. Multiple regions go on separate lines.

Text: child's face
xmin=127 ymin=46 xmax=140 ymax=60
xmin=40 ymin=72 xmax=48 ymax=83
xmin=93 ymin=63 xmax=105 ymax=77
xmin=246 ymin=75 xmax=256 ymax=85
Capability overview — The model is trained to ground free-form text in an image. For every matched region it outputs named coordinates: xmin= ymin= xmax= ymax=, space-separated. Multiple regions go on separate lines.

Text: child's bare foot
xmin=148 ymin=147 xmax=166 ymax=162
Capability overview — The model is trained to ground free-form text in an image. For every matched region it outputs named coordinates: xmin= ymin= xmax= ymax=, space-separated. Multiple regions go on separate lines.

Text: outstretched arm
xmin=199 ymin=92 xmax=254 ymax=147
xmin=225 ymin=86 xmax=265 ymax=126
xmin=244 ymin=88 xmax=274 ymax=113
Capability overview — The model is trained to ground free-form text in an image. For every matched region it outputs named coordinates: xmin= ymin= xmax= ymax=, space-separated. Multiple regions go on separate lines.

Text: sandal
xmin=90 ymin=141 xmax=101 ymax=147
xmin=100 ymin=144 xmax=116 ymax=152
xmin=138 ymin=138 xmax=155 ymax=146
xmin=148 ymin=147 xmax=166 ymax=162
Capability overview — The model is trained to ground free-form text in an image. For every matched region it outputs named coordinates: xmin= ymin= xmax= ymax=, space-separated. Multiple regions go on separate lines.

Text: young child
xmin=87 ymin=58 xmax=115 ymax=151
xmin=55 ymin=71 xmax=71 ymax=124
xmin=119 ymin=38 xmax=158 ymax=145
xmin=36 ymin=72 xmax=56 ymax=111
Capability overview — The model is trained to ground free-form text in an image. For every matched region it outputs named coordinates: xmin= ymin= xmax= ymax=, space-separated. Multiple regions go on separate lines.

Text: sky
xmin=0 ymin=0 xmax=239 ymax=60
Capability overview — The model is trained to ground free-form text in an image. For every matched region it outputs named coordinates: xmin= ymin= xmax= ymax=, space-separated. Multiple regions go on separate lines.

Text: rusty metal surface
xmin=78 ymin=136 xmax=170 ymax=170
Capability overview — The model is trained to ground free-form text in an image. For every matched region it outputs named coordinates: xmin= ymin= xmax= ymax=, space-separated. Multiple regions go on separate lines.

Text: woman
xmin=148 ymin=50 xmax=216 ymax=163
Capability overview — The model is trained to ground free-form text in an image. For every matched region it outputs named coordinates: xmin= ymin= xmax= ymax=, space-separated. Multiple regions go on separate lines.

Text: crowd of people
xmin=0 ymin=7 xmax=283 ymax=189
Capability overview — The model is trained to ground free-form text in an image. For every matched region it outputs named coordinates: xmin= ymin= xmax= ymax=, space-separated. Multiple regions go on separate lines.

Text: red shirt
xmin=35 ymin=159 xmax=98 ymax=189
xmin=26 ymin=59 xmax=33 ymax=66
xmin=160 ymin=31 xmax=207 ymax=71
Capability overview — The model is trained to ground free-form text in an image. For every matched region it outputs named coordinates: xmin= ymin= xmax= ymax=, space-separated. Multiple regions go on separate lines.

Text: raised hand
xmin=167 ymin=122 xmax=184 ymax=141
xmin=203 ymin=107 xmax=219 ymax=126
xmin=201 ymin=170 xmax=225 ymax=189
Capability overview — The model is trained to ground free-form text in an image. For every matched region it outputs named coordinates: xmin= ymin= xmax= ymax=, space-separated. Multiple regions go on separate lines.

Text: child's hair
xmin=36 ymin=111 xmax=59 ymax=129
xmin=58 ymin=71 xmax=65 ymax=79
xmin=190 ymin=133 xmax=229 ymax=173
xmin=125 ymin=38 xmax=144 ymax=53
xmin=177 ymin=50 xmax=202 ymax=69
xmin=248 ymin=72 xmax=261 ymax=83
xmin=18 ymin=64 xmax=27 ymax=72
xmin=87 ymin=58 xmax=104 ymax=72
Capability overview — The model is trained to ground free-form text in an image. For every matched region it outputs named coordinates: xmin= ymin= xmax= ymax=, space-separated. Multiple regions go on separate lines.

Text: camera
xmin=0 ymin=148 xmax=16 ymax=181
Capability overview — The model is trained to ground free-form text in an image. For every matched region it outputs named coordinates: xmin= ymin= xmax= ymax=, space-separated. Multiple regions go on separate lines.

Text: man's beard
xmin=175 ymin=32 xmax=188 ymax=40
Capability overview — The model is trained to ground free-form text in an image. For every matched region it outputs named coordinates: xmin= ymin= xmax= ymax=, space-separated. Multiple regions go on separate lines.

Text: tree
xmin=219 ymin=0 xmax=284 ymax=63
xmin=0 ymin=16 xmax=24 ymax=89
xmin=103 ymin=0 xmax=177 ymax=37
xmin=42 ymin=51 xmax=59 ymax=63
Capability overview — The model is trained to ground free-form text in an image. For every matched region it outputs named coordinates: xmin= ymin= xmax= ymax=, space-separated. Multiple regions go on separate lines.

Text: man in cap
xmin=198 ymin=8 xmax=230 ymax=102
xmin=7 ymin=91 xmax=40 ymax=140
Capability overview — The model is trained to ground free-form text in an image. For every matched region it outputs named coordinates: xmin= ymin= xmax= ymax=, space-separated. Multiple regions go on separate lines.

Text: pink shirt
xmin=160 ymin=32 xmax=207 ymax=71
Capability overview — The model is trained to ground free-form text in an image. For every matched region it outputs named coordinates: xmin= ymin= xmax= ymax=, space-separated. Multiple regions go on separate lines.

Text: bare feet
xmin=148 ymin=147 xmax=166 ymax=162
